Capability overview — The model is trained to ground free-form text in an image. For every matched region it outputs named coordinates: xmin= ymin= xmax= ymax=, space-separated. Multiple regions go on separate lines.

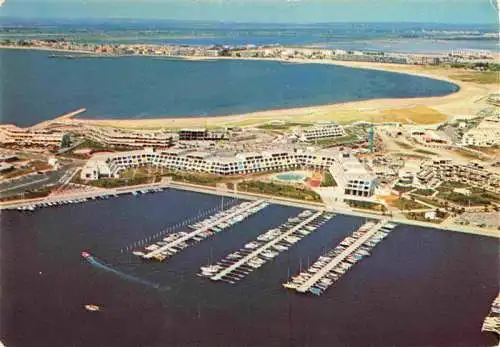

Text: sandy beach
xmin=68 ymin=57 xmax=497 ymax=129
xmin=3 ymin=46 xmax=494 ymax=129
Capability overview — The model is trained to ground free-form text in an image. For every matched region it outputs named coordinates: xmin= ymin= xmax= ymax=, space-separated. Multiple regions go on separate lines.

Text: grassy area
xmin=0 ymin=187 xmax=53 ymax=202
xmin=470 ymin=146 xmax=500 ymax=156
xmin=1 ymin=160 xmax=52 ymax=179
xmin=377 ymin=106 xmax=448 ymax=125
xmin=208 ymin=105 xmax=449 ymax=129
xmin=435 ymin=182 xmax=496 ymax=206
xmin=481 ymin=191 xmax=500 ymax=203
xmin=74 ymin=139 xmax=136 ymax=153
xmin=313 ymin=134 xmax=359 ymax=147
xmin=393 ymin=185 xmax=414 ymax=193
xmin=238 ymin=180 xmax=322 ymax=202
xmin=409 ymin=194 xmax=442 ymax=208
xmin=405 ymin=210 xmax=448 ymax=224
xmin=389 ymin=197 xmax=426 ymax=210
xmin=453 ymin=148 xmax=485 ymax=160
xmin=412 ymin=188 xmax=435 ymax=196
xmin=437 ymin=192 xmax=490 ymax=206
xmin=438 ymin=181 xmax=469 ymax=190
xmin=122 ymin=167 xmax=233 ymax=187
xmin=345 ymin=199 xmax=386 ymax=212
xmin=256 ymin=122 xmax=309 ymax=130
xmin=86 ymin=175 xmax=160 ymax=189
xmin=162 ymin=170 xmax=231 ymax=187
xmin=321 ymin=171 xmax=337 ymax=187
xmin=394 ymin=152 xmax=429 ymax=160
xmin=394 ymin=141 xmax=413 ymax=150
xmin=450 ymin=71 xmax=499 ymax=84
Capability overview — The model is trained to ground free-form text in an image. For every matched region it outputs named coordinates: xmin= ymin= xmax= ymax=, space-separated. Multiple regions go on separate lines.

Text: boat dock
xmin=285 ymin=220 xmax=395 ymax=295
xmin=139 ymin=199 xmax=268 ymax=261
xmin=482 ymin=293 xmax=500 ymax=336
xmin=10 ymin=185 xmax=170 ymax=212
xmin=207 ymin=210 xmax=333 ymax=282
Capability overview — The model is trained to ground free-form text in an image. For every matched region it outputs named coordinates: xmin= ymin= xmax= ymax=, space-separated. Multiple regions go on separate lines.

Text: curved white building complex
xmin=80 ymin=147 xmax=339 ymax=180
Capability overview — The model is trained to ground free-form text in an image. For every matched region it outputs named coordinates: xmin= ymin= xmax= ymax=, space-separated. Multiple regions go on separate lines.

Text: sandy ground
xmin=6 ymin=50 xmax=494 ymax=129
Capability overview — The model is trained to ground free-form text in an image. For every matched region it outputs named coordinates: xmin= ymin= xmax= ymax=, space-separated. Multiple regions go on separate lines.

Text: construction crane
xmin=368 ymin=115 xmax=375 ymax=153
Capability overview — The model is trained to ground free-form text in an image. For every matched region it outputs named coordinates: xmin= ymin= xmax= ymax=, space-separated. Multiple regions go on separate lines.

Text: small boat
xmin=84 ymin=304 xmax=101 ymax=312
xmin=309 ymin=287 xmax=322 ymax=296
xmin=81 ymin=251 xmax=91 ymax=259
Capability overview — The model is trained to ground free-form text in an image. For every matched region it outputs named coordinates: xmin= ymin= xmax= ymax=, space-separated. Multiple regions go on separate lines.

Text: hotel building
xmin=84 ymin=126 xmax=176 ymax=148
xmin=80 ymin=147 xmax=339 ymax=180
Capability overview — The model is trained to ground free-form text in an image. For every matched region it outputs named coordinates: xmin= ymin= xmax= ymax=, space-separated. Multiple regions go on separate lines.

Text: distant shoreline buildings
xmin=1 ymin=39 xmax=497 ymax=67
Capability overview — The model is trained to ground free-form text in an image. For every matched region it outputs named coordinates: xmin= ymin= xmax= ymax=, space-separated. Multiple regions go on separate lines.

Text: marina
xmin=284 ymin=220 xmax=396 ymax=295
xmin=134 ymin=199 xmax=269 ymax=262
xmin=12 ymin=186 xmax=169 ymax=212
xmin=1 ymin=187 xmax=498 ymax=347
xmin=202 ymin=210 xmax=335 ymax=283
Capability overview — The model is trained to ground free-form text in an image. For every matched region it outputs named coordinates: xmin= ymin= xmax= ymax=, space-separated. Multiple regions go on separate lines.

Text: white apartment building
xmin=299 ymin=122 xmax=346 ymax=142
xmin=461 ymin=116 xmax=500 ymax=147
xmin=418 ymin=159 xmax=500 ymax=193
xmin=84 ymin=126 xmax=176 ymax=148
xmin=0 ymin=125 xmax=64 ymax=147
xmin=329 ymin=152 xmax=377 ymax=198
xmin=80 ymin=147 xmax=338 ymax=180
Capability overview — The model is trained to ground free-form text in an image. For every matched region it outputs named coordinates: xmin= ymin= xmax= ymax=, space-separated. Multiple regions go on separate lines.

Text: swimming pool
xmin=274 ymin=173 xmax=307 ymax=182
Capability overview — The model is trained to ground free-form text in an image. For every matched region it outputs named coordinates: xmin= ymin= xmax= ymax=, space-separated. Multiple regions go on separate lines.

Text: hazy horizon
xmin=0 ymin=0 xmax=498 ymax=25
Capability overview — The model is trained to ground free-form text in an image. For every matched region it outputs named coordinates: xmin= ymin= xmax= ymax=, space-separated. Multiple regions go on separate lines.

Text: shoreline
xmin=3 ymin=45 xmax=496 ymax=129
xmin=1 ymin=179 xmax=498 ymax=239
xmin=72 ymin=58 xmax=494 ymax=129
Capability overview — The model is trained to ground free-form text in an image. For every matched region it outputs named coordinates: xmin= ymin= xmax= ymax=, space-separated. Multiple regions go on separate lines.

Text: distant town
xmin=2 ymin=38 xmax=499 ymax=68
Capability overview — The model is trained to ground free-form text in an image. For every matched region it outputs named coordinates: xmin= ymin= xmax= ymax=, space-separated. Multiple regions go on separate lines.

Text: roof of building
xmin=336 ymin=153 xmax=374 ymax=180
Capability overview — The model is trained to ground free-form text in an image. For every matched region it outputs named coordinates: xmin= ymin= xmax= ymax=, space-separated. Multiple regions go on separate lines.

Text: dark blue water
xmin=1 ymin=189 xmax=498 ymax=347
xmin=0 ymin=49 xmax=458 ymax=126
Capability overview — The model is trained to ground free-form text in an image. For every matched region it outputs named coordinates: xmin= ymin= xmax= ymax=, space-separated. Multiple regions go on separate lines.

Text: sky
xmin=0 ymin=0 xmax=498 ymax=24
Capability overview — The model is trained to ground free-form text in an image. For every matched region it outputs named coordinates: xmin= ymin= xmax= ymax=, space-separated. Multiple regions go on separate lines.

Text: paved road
xmin=0 ymin=164 xmax=78 ymax=198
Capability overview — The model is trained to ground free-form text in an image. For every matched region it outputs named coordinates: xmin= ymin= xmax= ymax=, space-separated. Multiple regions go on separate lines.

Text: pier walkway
xmin=143 ymin=199 xmax=266 ymax=260
xmin=296 ymin=220 xmax=388 ymax=293
xmin=211 ymin=211 xmax=323 ymax=281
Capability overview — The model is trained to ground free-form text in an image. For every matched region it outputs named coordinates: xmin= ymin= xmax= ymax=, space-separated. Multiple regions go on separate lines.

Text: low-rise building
xmin=80 ymin=147 xmax=338 ymax=180
xmin=178 ymin=128 xmax=225 ymax=141
xmin=84 ymin=126 xmax=176 ymax=148
xmin=0 ymin=125 xmax=64 ymax=147
xmin=418 ymin=159 xmax=500 ymax=193
xmin=298 ymin=121 xmax=346 ymax=142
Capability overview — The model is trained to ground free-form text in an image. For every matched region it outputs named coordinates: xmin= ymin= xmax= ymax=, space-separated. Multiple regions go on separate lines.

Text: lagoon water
xmin=1 ymin=189 xmax=498 ymax=347
xmin=0 ymin=49 xmax=458 ymax=126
